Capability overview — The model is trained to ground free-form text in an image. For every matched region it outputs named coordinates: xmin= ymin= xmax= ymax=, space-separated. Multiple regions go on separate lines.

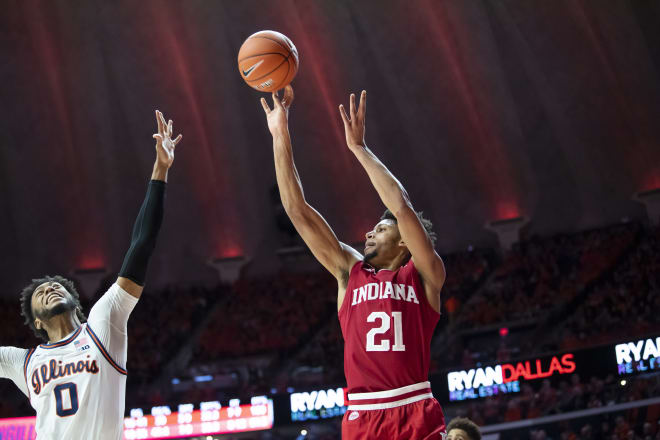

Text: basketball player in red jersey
xmin=261 ymin=86 xmax=447 ymax=439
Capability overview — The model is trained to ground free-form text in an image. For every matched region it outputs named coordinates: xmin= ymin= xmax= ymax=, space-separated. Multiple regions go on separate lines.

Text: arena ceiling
xmin=1 ymin=0 xmax=659 ymax=294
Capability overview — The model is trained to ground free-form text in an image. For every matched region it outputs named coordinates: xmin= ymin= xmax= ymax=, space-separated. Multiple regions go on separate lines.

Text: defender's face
xmin=447 ymin=429 xmax=470 ymax=440
xmin=31 ymin=281 xmax=75 ymax=320
xmin=364 ymin=219 xmax=401 ymax=261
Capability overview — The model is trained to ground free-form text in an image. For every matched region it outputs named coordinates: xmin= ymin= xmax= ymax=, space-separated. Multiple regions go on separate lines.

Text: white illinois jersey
xmin=0 ymin=283 xmax=138 ymax=440
xmin=24 ymin=323 xmax=127 ymax=439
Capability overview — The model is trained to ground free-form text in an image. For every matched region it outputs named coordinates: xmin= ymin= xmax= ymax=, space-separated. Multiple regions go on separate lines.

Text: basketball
xmin=237 ymin=30 xmax=299 ymax=93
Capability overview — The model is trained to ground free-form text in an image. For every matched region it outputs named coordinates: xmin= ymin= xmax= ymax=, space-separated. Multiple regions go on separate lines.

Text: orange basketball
xmin=237 ymin=30 xmax=299 ymax=93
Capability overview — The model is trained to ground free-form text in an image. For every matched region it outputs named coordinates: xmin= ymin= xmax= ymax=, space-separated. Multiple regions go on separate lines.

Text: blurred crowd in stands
xmin=559 ymin=225 xmax=660 ymax=350
xmin=194 ymin=271 xmax=336 ymax=359
xmin=460 ymin=223 xmax=638 ymax=329
xmin=513 ymin=397 xmax=660 ymax=440
xmin=438 ymin=222 xmax=652 ymax=369
xmin=502 ymin=399 xmax=660 ymax=440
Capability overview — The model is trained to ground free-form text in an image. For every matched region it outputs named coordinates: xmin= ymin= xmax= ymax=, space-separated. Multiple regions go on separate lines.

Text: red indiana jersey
xmin=338 ymin=259 xmax=440 ymax=395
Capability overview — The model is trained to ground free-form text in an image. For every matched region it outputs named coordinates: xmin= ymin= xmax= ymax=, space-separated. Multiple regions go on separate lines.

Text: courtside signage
xmin=502 ymin=354 xmax=576 ymax=382
xmin=447 ymin=354 xmax=576 ymax=401
xmin=0 ymin=404 xmax=274 ymax=440
xmin=615 ymin=336 xmax=660 ymax=376
xmin=447 ymin=365 xmax=520 ymax=401
xmin=0 ymin=416 xmax=36 ymax=440
xmin=289 ymin=387 xmax=347 ymax=421
xmin=123 ymin=396 xmax=273 ymax=439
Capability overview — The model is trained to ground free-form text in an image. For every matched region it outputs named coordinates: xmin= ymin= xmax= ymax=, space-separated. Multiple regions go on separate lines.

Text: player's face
xmin=364 ymin=219 xmax=404 ymax=263
xmin=31 ymin=281 xmax=76 ymax=321
xmin=447 ymin=428 xmax=471 ymax=440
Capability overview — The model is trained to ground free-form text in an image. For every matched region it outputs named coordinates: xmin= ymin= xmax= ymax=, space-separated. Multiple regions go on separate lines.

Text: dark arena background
xmin=1 ymin=1 xmax=660 ymax=439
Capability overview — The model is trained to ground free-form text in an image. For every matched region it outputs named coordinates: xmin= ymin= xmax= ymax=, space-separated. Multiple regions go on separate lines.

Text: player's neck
xmin=371 ymin=253 xmax=409 ymax=272
xmin=44 ymin=313 xmax=81 ymax=343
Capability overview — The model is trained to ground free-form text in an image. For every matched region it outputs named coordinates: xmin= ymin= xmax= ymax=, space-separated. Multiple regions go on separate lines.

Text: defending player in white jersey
xmin=0 ymin=110 xmax=182 ymax=440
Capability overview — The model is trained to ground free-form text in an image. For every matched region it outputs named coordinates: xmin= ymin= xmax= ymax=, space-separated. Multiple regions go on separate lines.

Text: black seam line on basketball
xmin=248 ymin=35 xmax=291 ymax=54
xmin=281 ymin=56 xmax=291 ymax=88
xmin=238 ymin=52 xmax=287 ymax=64
xmin=264 ymin=57 xmax=292 ymax=91
xmin=246 ymin=54 xmax=291 ymax=83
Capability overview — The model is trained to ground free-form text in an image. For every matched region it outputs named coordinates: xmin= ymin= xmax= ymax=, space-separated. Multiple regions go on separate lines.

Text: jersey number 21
xmin=366 ymin=311 xmax=406 ymax=352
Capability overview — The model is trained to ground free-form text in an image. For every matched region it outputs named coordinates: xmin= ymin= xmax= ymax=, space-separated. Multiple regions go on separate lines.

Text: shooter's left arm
xmin=116 ymin=110 xmax=182 ymax=299
xmin=340 ymin=91 xmax=446 ymax=292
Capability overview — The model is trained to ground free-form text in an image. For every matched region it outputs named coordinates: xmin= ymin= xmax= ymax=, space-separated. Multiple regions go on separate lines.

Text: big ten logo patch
xmin=74 ymin=337 xmax=91 ymax=353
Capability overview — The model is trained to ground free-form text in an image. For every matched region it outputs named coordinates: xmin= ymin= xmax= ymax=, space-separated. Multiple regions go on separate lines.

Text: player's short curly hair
xmin=380 ymin=209 xmax=438 ymax=247
xmin=20 ymin=275 xmax=86 ymax=342
xmin=447 ymin=417 xmax=481 ymax=440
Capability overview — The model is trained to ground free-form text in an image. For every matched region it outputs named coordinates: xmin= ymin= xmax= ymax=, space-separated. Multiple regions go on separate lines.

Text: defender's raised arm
xmin=116 ymin=110 xmax=182 ymax=299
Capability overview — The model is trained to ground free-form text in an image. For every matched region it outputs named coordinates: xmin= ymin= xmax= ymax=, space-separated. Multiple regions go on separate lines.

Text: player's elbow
xmin=391 ymin=202 xmax=415 ymax=222
xmin=434 ymin=259 xmax=447 ymax=288
xmin=418 ymin=256 xmax=446 ymax=290
xmin=281 ymin=196 xmax=306 ymax=218
xmin=390 ymin=186 xmax=412 ymax=215
xmin=283 ymin=201 xmax=312 ymax=225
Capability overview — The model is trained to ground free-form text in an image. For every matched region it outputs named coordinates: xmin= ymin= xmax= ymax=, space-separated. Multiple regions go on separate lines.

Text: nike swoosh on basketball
xmin=242 ymin=60 xmax=264 ymax=78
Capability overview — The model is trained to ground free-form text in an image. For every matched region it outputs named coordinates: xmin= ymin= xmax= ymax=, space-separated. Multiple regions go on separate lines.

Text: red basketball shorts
xmin=341 ymin=396 xmax=446 ymax=439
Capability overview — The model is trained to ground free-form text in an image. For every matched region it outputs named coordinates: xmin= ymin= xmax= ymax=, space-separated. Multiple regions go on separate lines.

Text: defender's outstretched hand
xmin=261 ymin=85 xmax=294 ymax=136
xmin=339 ymin=90 xmax=367 ymax=150
xmin=153 ymin=110 xmax=182 ymax=170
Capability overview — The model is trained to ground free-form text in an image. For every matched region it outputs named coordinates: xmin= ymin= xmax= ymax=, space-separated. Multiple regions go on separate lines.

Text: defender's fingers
xmin=173 ymin=134 xmax=183 ymax=146
xmin=339 ymin=104 xmax=350 ymax=125
xmin=349 ymin=93 xmax=357 ymax=120
xmin=167 ymin=120 xmax=173 ymax=136
xmin=358 ymin=90 xmax=367 ymax=119
xmin=158 ymin=112 xmax=168 ymax=134
xmin=261 ymin=97 xmax=271 ymax=114
xmin=155 ymin=110 xmax=164 ymax=133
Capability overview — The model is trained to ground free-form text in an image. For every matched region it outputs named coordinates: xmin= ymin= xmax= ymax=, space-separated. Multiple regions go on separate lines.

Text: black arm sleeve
xmin=118 ymin=180 xmax=166 ymax=286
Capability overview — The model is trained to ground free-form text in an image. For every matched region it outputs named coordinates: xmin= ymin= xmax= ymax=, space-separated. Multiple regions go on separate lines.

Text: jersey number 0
xmin=366 ymin=311 xmax=406 ymax=352
xmin=54 ymin=383 xmax=79 ymax=417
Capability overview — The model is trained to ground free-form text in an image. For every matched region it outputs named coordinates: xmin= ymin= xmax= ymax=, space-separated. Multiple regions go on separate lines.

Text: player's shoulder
xmin=0 ymin=345 xmax=30 ymax=353
xmin=90 ymin=282 xmax=137 ymax=312
xmin=102 ymin=282 xmax=133 ymax=299
xmin=0 ymin=345 xmax=36 ymax=376
xmin=0 ymin=345 xmax=32 ymax=363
